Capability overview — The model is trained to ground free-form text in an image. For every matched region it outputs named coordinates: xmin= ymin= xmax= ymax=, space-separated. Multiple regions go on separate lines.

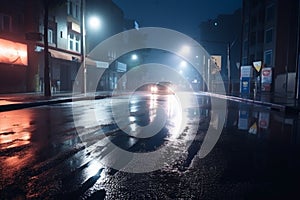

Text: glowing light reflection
xmin=166 ymin=95 xmax=183 ymax=139
xmin=0 ymin=38 xmax=28 ymax=66
xmin=86 ymin=160 xmax=103 ymax=177
xmin=0 ymin=110 xmax=33 ymax=147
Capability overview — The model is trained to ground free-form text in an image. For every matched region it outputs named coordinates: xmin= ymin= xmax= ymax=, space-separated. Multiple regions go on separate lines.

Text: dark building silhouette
xmin=85 ymin=0 xmax=125 ymax=53
xmin=0 ymin=0 xmax=127 ymax=94
xmin=199 ymin=9 xmax=242 ymax=93
xmin=241 ymin=0 xmax=300 ymax=96
xmin=0 ymin=0 xmax=31 ymax=93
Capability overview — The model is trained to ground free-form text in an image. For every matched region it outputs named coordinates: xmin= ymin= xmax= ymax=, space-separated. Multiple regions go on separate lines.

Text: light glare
xmin=89 ymin=16 xmax=101 ymax=30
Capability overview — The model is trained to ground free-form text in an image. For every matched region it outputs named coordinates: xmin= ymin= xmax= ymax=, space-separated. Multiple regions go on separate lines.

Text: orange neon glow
xmin=0 ymin=109 xmax=34 ymax=179
xmin=0 ymin=38 xmax=28 ymax=66
xmin=0 ymin=109 xmax=33 ymax=146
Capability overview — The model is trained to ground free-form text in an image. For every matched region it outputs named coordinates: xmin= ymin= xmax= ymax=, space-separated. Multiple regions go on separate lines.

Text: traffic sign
xmin=253 ymin=61 xmax=262 ymax=72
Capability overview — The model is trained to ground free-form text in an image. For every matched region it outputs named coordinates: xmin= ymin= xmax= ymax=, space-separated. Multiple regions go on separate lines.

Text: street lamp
xmin=88 ymin=16 xmax=101 ymax=30
xmin=80 ymin=0 xmax=101 ymax=94
xmin=131 ymin=54 xmax=138 ymax=61
xmin=80 ymin=0 xmax=86 ymax=94
xmin=180 ymin=60 xmax=187 ymax=68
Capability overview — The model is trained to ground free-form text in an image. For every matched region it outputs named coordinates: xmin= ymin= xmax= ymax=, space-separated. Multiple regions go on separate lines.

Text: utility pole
xmin=296 ymin=0 xmax=300 ymax=100
xmin=80 ymin=0 xmax=87 ymax=94
xmin=43 ymin=0 xmax=51 ymax=97
xmin=227 ymin=42 xmax=231 ymax=94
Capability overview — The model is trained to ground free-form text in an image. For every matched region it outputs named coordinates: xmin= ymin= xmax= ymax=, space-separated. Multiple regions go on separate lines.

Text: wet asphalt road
xmin=0 ymin=92 xmax=300 ymax=199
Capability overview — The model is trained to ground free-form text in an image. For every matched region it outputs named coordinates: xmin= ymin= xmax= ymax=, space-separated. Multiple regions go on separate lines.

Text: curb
xmin=1 ymin=92 xmax=299 ymax=115
xmin=201 ymin=92 xmax=300 ymax=114
xmin=0 ymin=95 xmax=111 ymax=112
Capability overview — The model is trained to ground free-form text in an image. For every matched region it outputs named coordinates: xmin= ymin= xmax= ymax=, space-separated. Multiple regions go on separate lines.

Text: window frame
xmin=264 ymin=50 xmax=273 ymax=67
xmin=68 ymin=32 xmax=81 ymax=52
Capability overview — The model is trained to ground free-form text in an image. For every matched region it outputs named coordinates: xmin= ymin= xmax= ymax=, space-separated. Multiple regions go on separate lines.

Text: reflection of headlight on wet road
xmin=150 ymin=85 xmax=158 ymax=93
xmin=72 ymin=27 xmax=227 ymax=173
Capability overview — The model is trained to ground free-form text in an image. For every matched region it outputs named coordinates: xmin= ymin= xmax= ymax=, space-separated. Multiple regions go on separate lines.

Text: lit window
xmin=68 ymin=32 xmax=80 ymax=52
xmin=75 ymin=42 xmax=79 ymax=52
xmin=48 ymin=29 xmax=53 ymax=43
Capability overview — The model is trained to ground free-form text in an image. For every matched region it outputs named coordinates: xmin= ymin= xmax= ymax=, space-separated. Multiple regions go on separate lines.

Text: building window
xmin=0 ymin=14 xmax=11 ymax=32
xmin=266 ymin=4 xmax=275 ymax=22
xmin=75 ymin=4 xmax=79 ymax=19
xmin=265 ymin=28 xmax=273 ymax=43
xmin=67 ymin=1 xmax=73 ymax=15
xmin=67 ymin=0 xmax=80 ymax=20
xmin=48 ymin=29 xmax=53 ymax=43
xmin=68 ymin=32 xmax=80 ymax=52
xmin=264 ymin=50 xmax=273 ymax=67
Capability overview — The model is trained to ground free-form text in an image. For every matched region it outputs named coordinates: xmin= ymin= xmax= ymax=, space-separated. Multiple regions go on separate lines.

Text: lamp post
xmin=227 ymin=42 xmax=231 ymax=94
xmin=296 ymin=0 xmax=300 ymax=100
xmin=80 ymin=0 xmax=101 ymax=94
xmin=80 ymin=0 xmax=86 ymax=94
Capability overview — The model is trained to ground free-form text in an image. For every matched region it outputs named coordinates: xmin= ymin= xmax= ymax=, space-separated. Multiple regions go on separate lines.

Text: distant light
xmin=134 ymin=20 xmax=139 ymax=30
xmin=180 ymin=60 xmax=187 ymax=68
xmin=131 ymin=54 xmax=138 ymax=60
xmin=214 ymin=22 xmax=218 ymax=26
xmin=88 ymin=16 xmax=101 ymax=30
xmin=181 ymin=45 xmax=191 ymax=54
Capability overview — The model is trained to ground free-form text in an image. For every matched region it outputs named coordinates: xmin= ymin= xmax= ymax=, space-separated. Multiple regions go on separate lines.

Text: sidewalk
xmin=205 ymin=91 xmax=300 ymax=114
xmin=0 ymin=91 xmax=112 ymax=112
xmin=0 ymin=91 xmax=299 ymax=114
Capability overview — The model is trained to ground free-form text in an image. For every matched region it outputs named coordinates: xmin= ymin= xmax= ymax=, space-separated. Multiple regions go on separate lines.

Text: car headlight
xmin=151 ymin=86 xmax=158 ymax=93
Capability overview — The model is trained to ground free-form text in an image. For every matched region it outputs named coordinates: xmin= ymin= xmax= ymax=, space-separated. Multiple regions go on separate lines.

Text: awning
xmin=49 ymin=49 xmax=81 ymax=62
xmin=47 ymin=48 xmax=108 ymax=68
xmin=85 ymin=57 xmax=109 ymax=68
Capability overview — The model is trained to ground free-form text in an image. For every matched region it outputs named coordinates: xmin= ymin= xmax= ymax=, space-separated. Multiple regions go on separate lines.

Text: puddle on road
xmin=0 ymin=100 xmax=23 ymax=106
xmin=0 ymin=109 xmax=33 ymax=149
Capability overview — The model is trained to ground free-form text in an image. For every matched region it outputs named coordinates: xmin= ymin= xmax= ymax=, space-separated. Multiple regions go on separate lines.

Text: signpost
xmin=261 ymin=67 xmax=272 ymax=92
xmin=253 ymin=61 xmax=262 ymax=73
xmin=240 ymin=65 xmax=252 ymax=95
xmin=253 ymin=61 xmax=262 ymax=95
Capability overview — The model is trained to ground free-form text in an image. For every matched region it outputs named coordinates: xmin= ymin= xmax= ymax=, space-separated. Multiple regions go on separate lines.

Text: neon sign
xmin=0 ymin=38 xmax=28 ymax=66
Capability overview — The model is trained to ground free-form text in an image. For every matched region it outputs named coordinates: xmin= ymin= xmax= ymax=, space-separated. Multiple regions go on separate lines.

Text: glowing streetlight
xmin=131 ymin=54 xmax=138 ymax=60
xmin=180 ymin=60 xmax=187 ymax=68
xmin=180 ymin=45 xmax=191 ymax=55
xmin=80 ymin=0 xmax=101 ymax=94
xmin=88 ymin=16 xmax=101 ymax=30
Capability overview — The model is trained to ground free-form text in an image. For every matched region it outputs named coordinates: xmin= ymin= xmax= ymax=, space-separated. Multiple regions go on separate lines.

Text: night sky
xmin=113 ymin=0 xmax=242 ymax=39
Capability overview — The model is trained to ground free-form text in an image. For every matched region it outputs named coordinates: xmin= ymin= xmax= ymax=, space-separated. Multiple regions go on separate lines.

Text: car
xmin=150 ymin=81 xmax=175 ymax=95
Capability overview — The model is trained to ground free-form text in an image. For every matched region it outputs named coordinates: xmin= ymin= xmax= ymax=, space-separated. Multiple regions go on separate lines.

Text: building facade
xmin=0 ymin=0 xmax=29 ymax=93
xmin=241 ymin=0 xmax=300 ymax=96
xmin=199 ymin=9 xmax=242 ymax=93
xmin=0 ymin=0 xmax=127 ymax=94
xmin=85 ymin=0 xmax=126 ymax=91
